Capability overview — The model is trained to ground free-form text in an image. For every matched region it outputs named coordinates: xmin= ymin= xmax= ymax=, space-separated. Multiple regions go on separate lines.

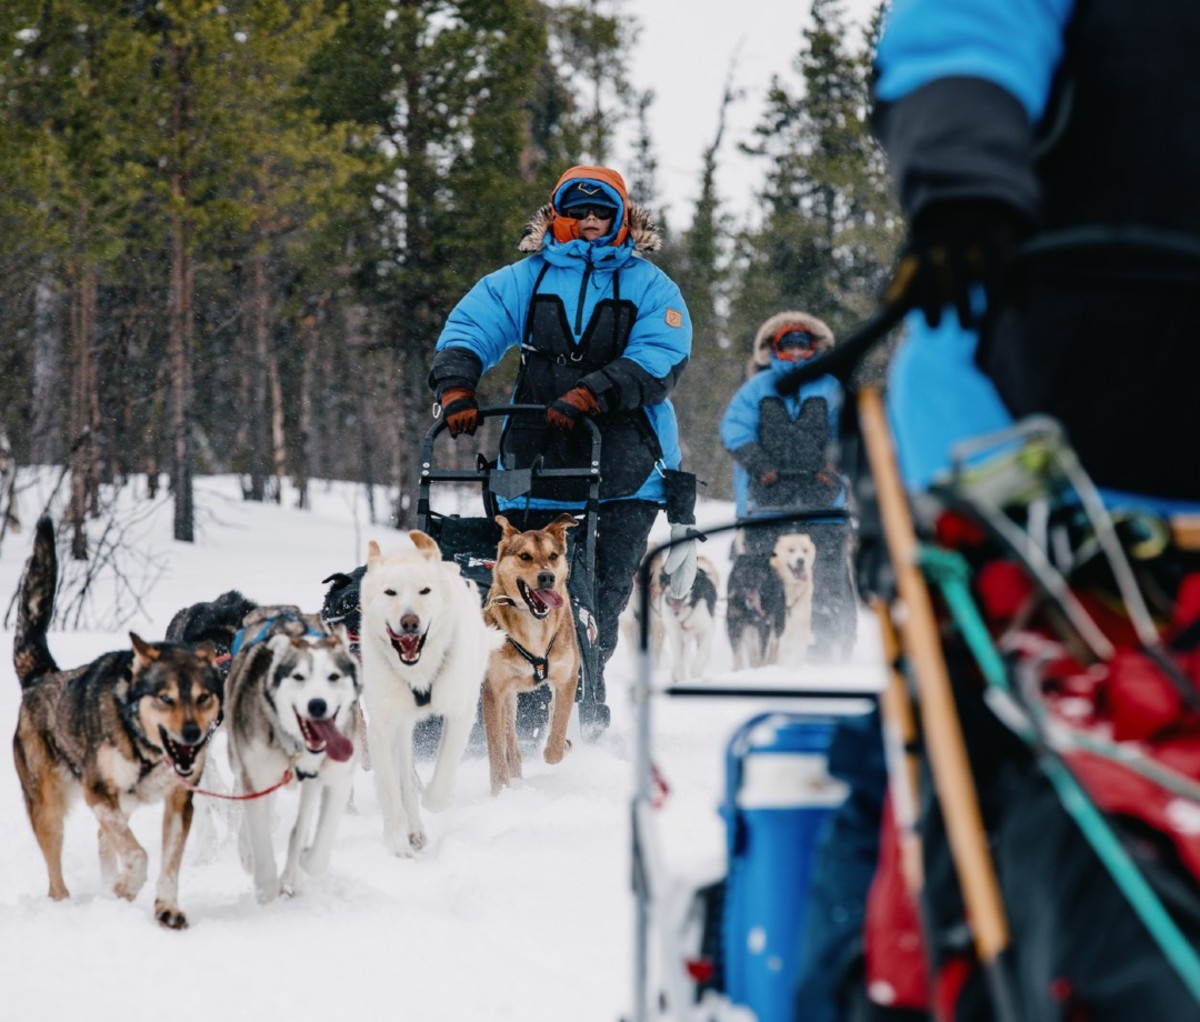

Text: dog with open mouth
xmin=656 ymin=554 xmax=720 ymax=682
xmin=11 ymin=516 xmax=224 ymax=929
xmin=223 ymin=614 xmax=360 ymax=903
xmin=619 ymin=543 xmax=666 ymax=663
xmin=481 ymin=514 xmax=581 ymax=795
xmin=359 ymin=532 xmax=502 ymax=855
xmin=770 ymin=531 xmax=819 ymax=665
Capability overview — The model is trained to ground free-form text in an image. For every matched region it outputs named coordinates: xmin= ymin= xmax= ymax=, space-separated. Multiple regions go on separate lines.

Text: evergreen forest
xmin=0 ymin=0 xmax=898 ymax=549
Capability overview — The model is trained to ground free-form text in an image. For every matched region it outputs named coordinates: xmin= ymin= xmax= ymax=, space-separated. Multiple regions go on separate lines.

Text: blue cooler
xmin=720 ymin=712 xmax=849 ymax=1021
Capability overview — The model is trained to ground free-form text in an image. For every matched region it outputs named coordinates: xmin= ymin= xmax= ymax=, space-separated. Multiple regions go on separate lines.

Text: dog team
xmin=9 ymin=513 xmax=582 ymax=927
xmin=622 ymin=525 xmax=851 ymax=680
xmin=10 ymin=511 xmax=851 ymax=928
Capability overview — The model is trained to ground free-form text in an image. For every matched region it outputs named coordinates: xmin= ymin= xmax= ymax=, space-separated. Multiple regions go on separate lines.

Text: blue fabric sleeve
xmin=621 ymin=269 xmax=692 ymax=377
xmin=875 ymin=0 xmax=1075 ymax=120
xmin=719 ymin=380 xmax=762 ymax=453
xmin=434 ymin=261 xmax=535 ymax=371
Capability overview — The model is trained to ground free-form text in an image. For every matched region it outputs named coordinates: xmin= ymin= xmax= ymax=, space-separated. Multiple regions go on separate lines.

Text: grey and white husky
xmin=224 ymin=614 xmax=360 ymax=903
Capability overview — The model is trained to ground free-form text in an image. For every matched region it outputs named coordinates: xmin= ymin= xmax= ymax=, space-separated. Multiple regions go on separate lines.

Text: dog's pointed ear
xmin=130 ymin=632 xmax=158 ymax=666
xmin=367 ymin=540 xmax=382 ymax=565
xmin=409 ymin=530 xmax=441 ymax=561
xmin=494 ymin=515 xmax=519 ymax=540
xmin=193 ymin=640 xmax=218 ymax=662
xmin=545 ymin=513 xmax=578 ymax=542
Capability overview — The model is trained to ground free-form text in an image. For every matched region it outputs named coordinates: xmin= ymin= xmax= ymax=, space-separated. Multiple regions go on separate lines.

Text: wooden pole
xmin=858 ymin=387 xmax=1017 ymax=1016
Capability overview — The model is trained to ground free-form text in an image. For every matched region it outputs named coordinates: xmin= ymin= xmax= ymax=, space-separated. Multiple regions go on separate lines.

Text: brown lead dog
xmin=482 ymin=514 xmax=581 ymax=795
xmin=11 ymin=517 xmax=224 ymax=929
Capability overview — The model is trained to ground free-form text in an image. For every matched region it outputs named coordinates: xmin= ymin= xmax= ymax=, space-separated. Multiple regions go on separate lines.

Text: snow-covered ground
xmin=0 ymin=472 xmax=884 ymax=1022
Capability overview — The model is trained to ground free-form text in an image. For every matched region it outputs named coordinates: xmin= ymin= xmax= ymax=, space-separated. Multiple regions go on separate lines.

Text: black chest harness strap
xmin=506 ymin=634 xmax=557 ymax=684
xmin=519 ymin=262 xmax=623 ymax=372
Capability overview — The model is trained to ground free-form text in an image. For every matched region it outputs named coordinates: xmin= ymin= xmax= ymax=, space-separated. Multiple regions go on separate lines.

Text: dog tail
xmin=13 ymin=515 xmax=60 ymax=688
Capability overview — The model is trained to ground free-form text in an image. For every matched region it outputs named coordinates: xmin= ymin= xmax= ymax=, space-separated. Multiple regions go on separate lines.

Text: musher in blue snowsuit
xmin=429 ymin=165 xmax=696 ymax=728
xmin=720 ymin=310 xmax=843 ymax=520
xmin=794 ymin=2 xmax=1200 ymax=1019
xmin=720 ymin=310 xmax=856 ymax=660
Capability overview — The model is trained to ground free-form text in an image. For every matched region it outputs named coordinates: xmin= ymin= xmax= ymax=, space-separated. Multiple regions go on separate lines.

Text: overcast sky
xmin=627 ymin=0 xmax=882 ymax=227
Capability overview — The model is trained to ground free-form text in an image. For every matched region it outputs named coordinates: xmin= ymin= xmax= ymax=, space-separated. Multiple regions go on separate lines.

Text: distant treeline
xmin=0 ymin=0 xmax=896 ymax=549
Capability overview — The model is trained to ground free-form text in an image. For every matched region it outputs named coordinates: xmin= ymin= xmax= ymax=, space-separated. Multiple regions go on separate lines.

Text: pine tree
xmin=731 ymin=0 xmax=900 ymax=343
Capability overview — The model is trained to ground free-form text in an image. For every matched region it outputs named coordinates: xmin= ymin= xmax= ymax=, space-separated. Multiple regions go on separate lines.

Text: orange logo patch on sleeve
xmin=665 ymin=308 xmax=683 ymax=328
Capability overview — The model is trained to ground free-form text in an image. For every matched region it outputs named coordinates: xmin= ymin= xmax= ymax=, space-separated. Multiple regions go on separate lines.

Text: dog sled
xmin=627 ymin=511 xmax=881 ymax=1022
xmin=768 ymin=302 xmax=1200 ymax=1020
xmin=629 ymin=292 xmax=1200 ymax=1018
xmin=416 ymin=403 xmax=609 ymax=740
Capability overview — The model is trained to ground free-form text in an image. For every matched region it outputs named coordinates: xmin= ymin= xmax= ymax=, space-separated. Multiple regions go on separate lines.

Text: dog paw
xmin=154 ymin=902 xmax=189 ymax=930
xmin=300 ymin=846 xmax=332 ymax=875
xmin=409 ymin=829 xmax=427 ymax=853
xmin=255 ymin=877 xmax=282 ymax=904
xmin=384 ymin=827 xmax=416 ymax=858
xmin=114 ymin=872 xmax=147 ymax=902
xmin=543 ymin=738 xmax=571 ymax=765
xmin=422 ymin=785 xmax=452 ymax=813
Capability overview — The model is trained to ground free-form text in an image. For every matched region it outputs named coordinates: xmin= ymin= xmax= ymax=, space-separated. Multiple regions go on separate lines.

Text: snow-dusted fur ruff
xmin=518 ymin=203 xmax=663 ymax=255
xmin=749 ymin=310 xmax=836 ymax=373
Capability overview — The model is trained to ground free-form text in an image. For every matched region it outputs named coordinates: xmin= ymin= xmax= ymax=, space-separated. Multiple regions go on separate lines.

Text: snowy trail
xmin=0 ymin=475 xmax=884 ymax=1022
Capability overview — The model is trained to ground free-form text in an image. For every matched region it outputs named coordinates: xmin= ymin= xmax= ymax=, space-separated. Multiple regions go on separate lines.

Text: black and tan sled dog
xmin=11 ymin=516 xmax=223 ymax=929
xmin=482 ymin=514 xmax=581 ymax=795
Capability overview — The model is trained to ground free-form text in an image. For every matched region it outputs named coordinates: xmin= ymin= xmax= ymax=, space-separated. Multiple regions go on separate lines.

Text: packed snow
xmin=0 ymin=472 xmax=884 ymax=1021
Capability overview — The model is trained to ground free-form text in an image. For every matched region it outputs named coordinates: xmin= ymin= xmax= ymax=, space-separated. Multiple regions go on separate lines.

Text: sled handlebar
xmin=421 ymin=403 xmax=601 ymax=469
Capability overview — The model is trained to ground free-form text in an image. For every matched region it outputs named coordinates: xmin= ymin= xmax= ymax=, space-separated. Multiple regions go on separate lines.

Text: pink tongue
xmin=310 ymin=718 xmax=354 ymax=762
xmin=534 ymin=589 xmax=564 ymax=608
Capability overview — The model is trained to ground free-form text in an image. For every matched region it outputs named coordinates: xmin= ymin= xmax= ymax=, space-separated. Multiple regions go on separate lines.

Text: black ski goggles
xmin=561 ymin=203 xmax=617 ymax=221
xmin=773 ymin=327 xmax=818 ymax=352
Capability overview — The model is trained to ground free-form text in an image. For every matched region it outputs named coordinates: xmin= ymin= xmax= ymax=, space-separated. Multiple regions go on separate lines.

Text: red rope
xmin=650 ymin=762 xmax=670 ymax=808
xmin=174 ymin=767 xmax=293 ymax=801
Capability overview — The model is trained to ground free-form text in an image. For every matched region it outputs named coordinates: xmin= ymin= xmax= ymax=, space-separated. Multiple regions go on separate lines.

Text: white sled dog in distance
xmin=359 ymin=532 xmax=501 ymax=856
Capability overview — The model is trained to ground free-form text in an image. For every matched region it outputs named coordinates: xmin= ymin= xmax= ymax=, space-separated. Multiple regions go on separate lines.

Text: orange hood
xmin=549 ymin=165 xmax=630 ymax=247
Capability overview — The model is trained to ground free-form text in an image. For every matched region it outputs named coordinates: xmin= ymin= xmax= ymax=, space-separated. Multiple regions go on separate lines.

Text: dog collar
xmin=505 ymin=634 xmax=556 ymax=685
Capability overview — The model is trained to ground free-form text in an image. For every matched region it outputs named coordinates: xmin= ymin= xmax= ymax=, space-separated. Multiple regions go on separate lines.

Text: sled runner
xmin=416 ymin=404 xmax=608 ymax=740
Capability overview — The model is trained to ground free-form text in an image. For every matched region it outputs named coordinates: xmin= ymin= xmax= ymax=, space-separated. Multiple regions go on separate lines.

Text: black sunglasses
xmin=562 ymin=204 xmax=616 ymax=221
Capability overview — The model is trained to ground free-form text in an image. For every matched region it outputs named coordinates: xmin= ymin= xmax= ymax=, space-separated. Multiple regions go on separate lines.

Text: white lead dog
xmin=359 ymin=531 xmax=501 ymax=857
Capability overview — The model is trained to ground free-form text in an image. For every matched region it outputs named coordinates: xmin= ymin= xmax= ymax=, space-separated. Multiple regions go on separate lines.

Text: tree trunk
xmin=392 ymin=350 xmax=426 ymax=529
xmin=31 ymin=274 xmax=64 ymax=466
xmin=244 ymin=252 xmax=271 ymax=501
xmin=168 ymin=43 xmax=195 ymax=543
xmin=345 ymin=303 xmax=378 ymax=524
xmin=169 ymin=204 xmax=195 ymax=543
xmin=294 ymin=297 xmax=323 ymax=510
xmin=67 ymin=258 xmax=100 ymax=560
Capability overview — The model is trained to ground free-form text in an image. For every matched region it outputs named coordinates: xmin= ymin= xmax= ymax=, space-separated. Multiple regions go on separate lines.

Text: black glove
xmin=886 ymin=200 xmax=1032 ymax=329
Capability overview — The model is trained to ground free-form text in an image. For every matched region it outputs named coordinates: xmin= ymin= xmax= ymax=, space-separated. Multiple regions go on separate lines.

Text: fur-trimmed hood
xmin=518 ymin=202 xmax=662 ymax=256
xmin=748 ymin=310 xmax=835 ymax=375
